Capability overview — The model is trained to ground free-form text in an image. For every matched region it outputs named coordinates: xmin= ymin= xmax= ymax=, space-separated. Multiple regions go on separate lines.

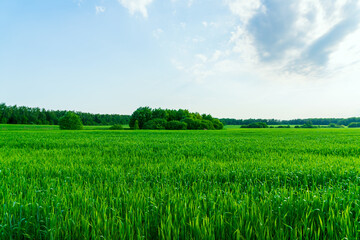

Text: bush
xmin=182 ymin=118 xmax=201 ymax=130
xmin=59 ymin=112 xmax=83 ymax=130
xmin=211 ymin=119 xmax=224 ymax=130
xmin=241 ymin=122 xmax=268 ymax=128
xmin=328 ymin=123 xmax=344 ymax=128
xmin=277 ymin=125 xmax=290 ymax=128
xmin=348 ymin=122 xmax=360 ymax=128
xmin=301 ymin=124 xmax=317 ymax=128
xmin=301 ymin=121 xmax=316 ymax=128
xmin=166 ymin=121 xmax=187 ymax=130
xmin=109 ymin=124 xmax=123 ymax=130
xmin=200 ymin=120 xmax=215 ymax=130
xmin=143 ymin=118 xmax=167 ymax=130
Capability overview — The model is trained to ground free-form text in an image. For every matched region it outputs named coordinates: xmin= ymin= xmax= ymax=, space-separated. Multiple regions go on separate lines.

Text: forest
xmin=2 ymin=103 xmax=360 ymax=128
xmin=0 ymin=103 xmax=130 ymax=126
xmin=220 ymin=117 xmax=360 ymax=126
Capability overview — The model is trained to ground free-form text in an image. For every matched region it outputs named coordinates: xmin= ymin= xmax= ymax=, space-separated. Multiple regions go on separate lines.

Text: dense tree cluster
xmin=129 ymin=107 xmax=224 ymax=130
xmin=0 ymin=103 xmax=130 ymax=126
xmin=221 ymin=117 xmax=360 ymax=127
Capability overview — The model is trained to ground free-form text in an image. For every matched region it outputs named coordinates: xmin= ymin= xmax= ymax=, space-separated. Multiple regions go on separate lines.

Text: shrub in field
xmin=211 ymin=118 xmax=224 ymax=130
xmin=143 ymin=118 xmax=167 ymax=130
xmin=301 ymin=121 xmax=317 ymax=128
xmin=200 ymin=120 xmax=215 ymax=130
xmin=59 ymin=112 xmax=83 ymax=130
xmin=241 ymin=122 xmax=268 ymax=128
xmin=166 ymin=120 xmax=187 ymax=130
xmin=109 ymin=124 xmax=123 ymax=130
xmin=277 ymin=125 xmax=291 ymax=128
xmin=348 ymin=122 xmax=360 ymax=128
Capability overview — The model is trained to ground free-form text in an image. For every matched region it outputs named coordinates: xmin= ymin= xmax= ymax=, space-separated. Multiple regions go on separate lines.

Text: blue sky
xmin=1 ymin=0 xmax=360 ymax=119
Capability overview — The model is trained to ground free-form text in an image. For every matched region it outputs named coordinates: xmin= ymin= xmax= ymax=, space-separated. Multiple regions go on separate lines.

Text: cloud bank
xmin=227 ymin=0 xmax=360 ymax=76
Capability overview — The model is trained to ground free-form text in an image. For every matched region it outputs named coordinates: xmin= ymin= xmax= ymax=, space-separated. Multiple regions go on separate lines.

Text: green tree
xmin=182 ymin=118 xmax=201 ymax=130
xmin=59 ymin=112 xmax=83 ymax=130
xmin=152 ymin=108 xmax=168 ymax=120
xmin=200 ymin=120 xmax=215 ymax=130
xmin=211 ymin=119 xmax=224 ymax=130
xmin=129 ymin=107 xmax=152 ymax=129
xmin=143 ymin=118 xmax=167 ymax=129
xmin=166 ymin=121 xmax=187 ymax=130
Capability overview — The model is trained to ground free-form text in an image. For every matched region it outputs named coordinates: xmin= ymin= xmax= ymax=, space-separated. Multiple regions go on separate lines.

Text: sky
xmin=1 ymin=0 xmax=360 ymax=119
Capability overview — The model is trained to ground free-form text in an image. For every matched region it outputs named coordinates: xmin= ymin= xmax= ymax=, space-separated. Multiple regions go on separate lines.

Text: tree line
xmin=2 ymin=102 xmax=359 ymax=128
xmin=129 ymin=107 xmax=224 ymax=130
xmin=220 ymin=117 xmax=360 ymax=127
xmin=0 ymin=103 xmax=130 ymax=126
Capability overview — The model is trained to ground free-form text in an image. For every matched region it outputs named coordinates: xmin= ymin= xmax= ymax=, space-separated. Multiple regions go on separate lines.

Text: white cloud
xmin=225 ymin=0 xmax=265 ymax=24
xmin=95 ymin=6 xmax=106 ymax=14
xmin=171 ymin=0 xmax=360 ymax=89
xmin=229 ymin=26 xmax=258 ymax=64
xmin=118 ymin=0 xmax=153 ymax=18
xmin=210 ymin=50 xmax=223 ymax=62
xmin=222 ymin=0 xmax=360 ymax=77
xmin=201 ymin=21 xmax=216 ymax=28
xmin=327 ymin=27 xmax=360 ymax=73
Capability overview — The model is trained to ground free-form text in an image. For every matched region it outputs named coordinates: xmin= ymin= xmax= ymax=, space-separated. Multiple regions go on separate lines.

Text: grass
xmin=1 ymin=126 xmax=360 ymax=239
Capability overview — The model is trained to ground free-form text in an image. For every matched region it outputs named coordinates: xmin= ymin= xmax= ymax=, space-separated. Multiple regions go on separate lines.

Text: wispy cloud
xmin=95 ymin=6 xmax=106 ymax=14
xmin=118 ymin=0 xmax=153 ymax=18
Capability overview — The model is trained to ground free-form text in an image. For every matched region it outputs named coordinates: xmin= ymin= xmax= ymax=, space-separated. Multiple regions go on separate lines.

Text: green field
xmin=1 ymin=126 xmax=360 ymax=239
